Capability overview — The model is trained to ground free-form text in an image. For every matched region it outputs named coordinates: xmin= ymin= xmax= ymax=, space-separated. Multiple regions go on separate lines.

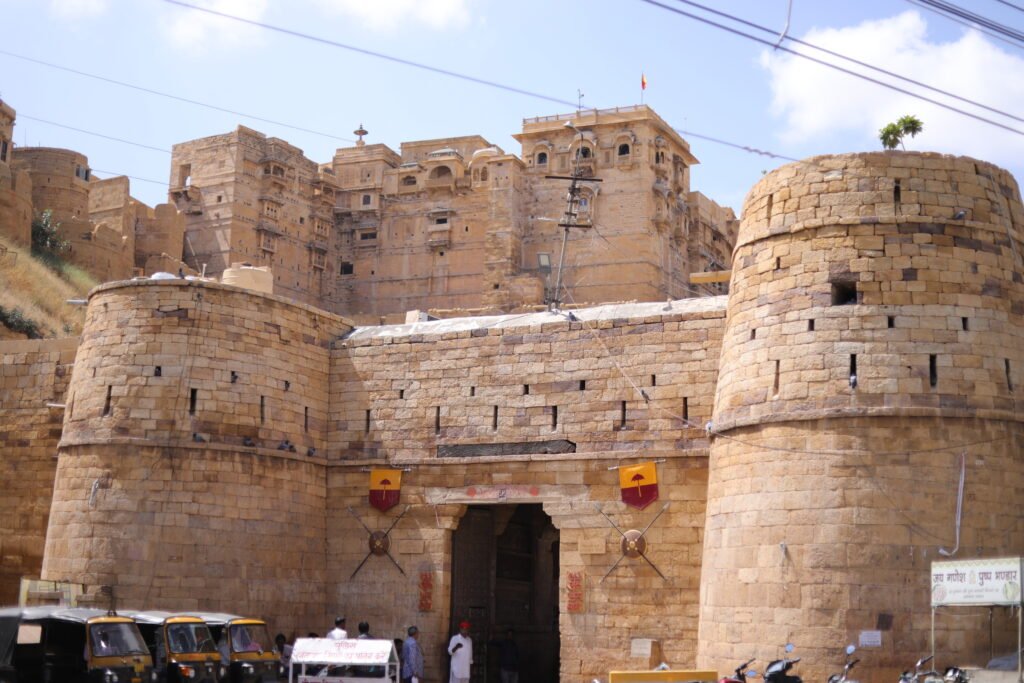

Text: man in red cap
xmin=447 ymin=621 xmax=473 ymax=683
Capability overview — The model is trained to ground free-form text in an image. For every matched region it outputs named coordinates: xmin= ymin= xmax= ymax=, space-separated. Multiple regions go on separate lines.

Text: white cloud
xmin=313 ymin=0 xmax=472 ymax=31
xmin=49 ymin=0 xmax=108 ymax=20
xmin=164 ymin=0 xmax=270 ymax=52
xmin=760 ymin=11 xmax=1024 ymax=169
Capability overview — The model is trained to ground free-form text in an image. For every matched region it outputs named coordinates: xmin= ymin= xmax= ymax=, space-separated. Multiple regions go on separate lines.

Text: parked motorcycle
xmin=720 ymin=658 xmax=757 ymax=683
xmin=899 ymin=655 xmax=939 ymax=683
xmin=943 ymin=667 xmax=970 ymax=683
xmin=764 ymin=644 xmax=802 ymax=683
xmin=827 ymin=645 xmax=860 ymax=683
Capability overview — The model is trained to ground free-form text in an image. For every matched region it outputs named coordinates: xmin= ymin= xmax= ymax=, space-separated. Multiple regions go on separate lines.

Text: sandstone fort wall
xmin=699 ymin=152 xmax=1024 ymax=682
xmin=0 ymin=337 xmax=77 ymax=604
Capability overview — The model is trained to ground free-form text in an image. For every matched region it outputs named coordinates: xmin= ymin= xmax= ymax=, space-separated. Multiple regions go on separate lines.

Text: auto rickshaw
xmin=189 ymin=614 xmax=279 ymax=683
xmin=127 ymin=611 xmax=223 ymax=683
xmin=12 ymin=606 xmax=155 ymax=683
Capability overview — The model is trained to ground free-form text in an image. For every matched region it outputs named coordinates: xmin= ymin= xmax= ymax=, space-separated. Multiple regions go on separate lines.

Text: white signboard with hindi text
xmin=931 ymin=557 xmax=1023 ymax=606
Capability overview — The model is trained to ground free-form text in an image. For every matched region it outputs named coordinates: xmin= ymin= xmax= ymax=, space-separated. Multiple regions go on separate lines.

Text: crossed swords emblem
xmin=595 ymin=501 xmax=670 ymax=582
xmin=348 ymin=505 xmax=409 ymax=579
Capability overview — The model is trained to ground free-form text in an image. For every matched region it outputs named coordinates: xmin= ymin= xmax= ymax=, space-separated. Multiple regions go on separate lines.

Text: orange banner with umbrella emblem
xmin=619 ymin=461 xmax=658 ymax=509
xmin=369 ymin=469 xmax=402 ymax=512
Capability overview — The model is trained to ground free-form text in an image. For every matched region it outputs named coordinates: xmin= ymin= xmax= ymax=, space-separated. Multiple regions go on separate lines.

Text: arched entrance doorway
xmin=450 ymin=504 xmax=559 ymax=683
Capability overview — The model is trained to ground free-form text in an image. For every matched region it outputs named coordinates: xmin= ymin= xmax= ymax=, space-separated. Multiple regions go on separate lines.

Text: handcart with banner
xmin=288 ymin=637 xmax=399 ymax=683
xmin=931 ymin=557 xmax=1023 ymax=683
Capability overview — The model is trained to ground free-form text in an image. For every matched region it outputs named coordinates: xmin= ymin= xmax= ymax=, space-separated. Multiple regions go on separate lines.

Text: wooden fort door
xmin=450 ymin=504 xmax=560 ymax=683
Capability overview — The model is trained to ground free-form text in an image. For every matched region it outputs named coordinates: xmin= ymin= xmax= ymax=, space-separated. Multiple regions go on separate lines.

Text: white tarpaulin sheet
xmin=931 ymin=557 xmax=1023 ymax=606
xmin=290 ymin=638 xmax=394 ymax=665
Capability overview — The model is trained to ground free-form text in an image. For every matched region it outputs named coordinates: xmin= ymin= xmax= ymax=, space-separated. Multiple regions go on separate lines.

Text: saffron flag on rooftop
xmin=619 ymin=461 xmax=658 ymax=509
xmin=641 ymin=73 xmax=648 ymax=91
xmin=369 ymin=468 xmax=402 ymax=512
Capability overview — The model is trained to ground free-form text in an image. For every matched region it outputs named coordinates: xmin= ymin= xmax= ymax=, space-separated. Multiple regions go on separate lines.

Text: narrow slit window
xmin=551 ymin=406 xmax=558 ymax=430
xmin=808 ymin=319 xmax=815 ymax=331
xmin=103 ymin=386 xmax=112 ymax=417
xmin=850 ymin=354 xmax=858 ymax=387
xmin=523 ymin=384 xmax=530 ymax=395
xmin=304 ymin=406 xmax=309 ymax=432
xmin=888 ymin=316 xmax=895 ymax=329
xmin=189 ymin=388 xmax=197 ymax=415
xmin=750 ymin=329 xmax=756 ymax=340
xmin=435 ymin=406 xmax=441 ymax=435
xmin=894 ymin=179 xmax=902 ymax=205
xmin=365 ymin=409 xmax=371 ymax=433
xmin=766 ymin=193 xmax=773 ymax=221
xmin=470 ymin=386 xmax=476 ymax=397
xmin=650 ymin=374 xmax=657 ymax=387
xmin=962 ymin=317 xmax=969 ymax=331
xmin=579 ymin=379 xmax=586 ymax=391
xmin=929 ymin=354 xmax=938 ymax=388
xmin=260 ymin=396 xmax=265 ymax=424
xmin=399 ymin=389 xmax=405 ymax=399
xmin=775 ymin=257 xmax=781 ymax=271
xmin=492 ymin=406 xmax=498 ymax=431
xmin=773 ymin=360 xmax=780 ymax=396
xmin=1006 ymin=359 xmax=1014 ymax=393
xmin=683 ymin=397 xmax=689 ymax=422
xmin=619 ymin=401 xmax=627 ymax=429
xmin=154 ymin=366 xmax=162 ymax=377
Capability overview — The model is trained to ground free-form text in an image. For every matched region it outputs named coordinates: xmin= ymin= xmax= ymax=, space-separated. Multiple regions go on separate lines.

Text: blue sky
xmin=2 ymin=0 xmax=1024 ymax=213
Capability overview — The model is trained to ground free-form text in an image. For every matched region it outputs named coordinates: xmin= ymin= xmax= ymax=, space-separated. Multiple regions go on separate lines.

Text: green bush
xmin=0 ymin=304 xmax=43 ymax=339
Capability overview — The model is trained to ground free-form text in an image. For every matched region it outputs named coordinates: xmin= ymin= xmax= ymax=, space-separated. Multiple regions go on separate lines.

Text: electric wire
xmin=669 ymin=0 xmax=1024 ymax=125
xmin=91 ymin=169 xmax=169 ymax=186
xmin=0 ymin=49 xmax=356 ymax=143
xmin=993 ymin=0 xmax=1024 ymax=14
xmin=17 ymin=114 xmax=171 ymax=154
xmin=914 ymin=0 xmax=1024 ymax=46
xmin=638 ymin=0 xmax=1024 ymax=138
xmin=905 ymin=0 xmax=1024 ymax=51
xmin=163 ymin=0 xmax=579 ymax=109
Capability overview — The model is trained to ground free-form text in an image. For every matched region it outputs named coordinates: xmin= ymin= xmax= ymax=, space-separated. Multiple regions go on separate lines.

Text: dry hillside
xmin=0 ymin=234 xmax=97 ymax=340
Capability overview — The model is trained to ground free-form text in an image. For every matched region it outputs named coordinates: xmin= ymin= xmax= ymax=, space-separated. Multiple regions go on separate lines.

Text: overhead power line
xmin=905 ymin=0 xmax=1024 ymax=51
xmin=639 ymin=0 xmax=1024 ymax=138
xmin=163 ymin=0 xmax=579 ymax=109
xmin=915 ymin=0 xmax=1024 ymax=46
xmin=671 ymin=0 xmax=1024 ymax=125
xmin=17 ymin=114 xmax=171 ymax=154
xmin=0 ymin=49 xmax=356 ymax=144
xmin=91 ymin=169 xmax=169 ymax=187
xmin=993 ymin=0 xmax=1024 ymax=14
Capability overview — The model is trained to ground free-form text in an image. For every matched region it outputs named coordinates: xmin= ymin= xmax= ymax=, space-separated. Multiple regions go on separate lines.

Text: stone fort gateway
xmin=0 ymin=101 xmax=1023 ymax=683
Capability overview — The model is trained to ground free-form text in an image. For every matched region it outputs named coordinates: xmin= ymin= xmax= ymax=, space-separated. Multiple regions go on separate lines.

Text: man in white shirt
xmin=327 ymin=616 xmax=347 ymax=640
xmin=447 ymin=621 xmax=473 ymax=683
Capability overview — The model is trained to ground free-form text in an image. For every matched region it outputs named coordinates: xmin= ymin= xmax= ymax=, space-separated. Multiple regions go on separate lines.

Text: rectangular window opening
xmin=850 ymin=354 xmax=858 ymax=387
xmin=1006 ymin=359 xmax=1014 ymax=393
xmin=766 ymin=193 xmax=774 ymax=221
xmin=888 ymin=316 xmax=896 ymax=329
xmin=470 ymin=386 xmax=476 ymax=397
xmin=260 ymin=396 xmax=266 ymax=424
xmin=579 ymin=379 xmax=586 ymax=391
xmin=775 ymin=257 xmax=781 ymax=271
xmin=650 ymin=374 xmax=657 ymax=387
xmin=894 ymin=179 xmax=902 ymax=205
xmin=189 ymin=388 xmax=197 ymax=415
xmin=773 ymin=360 xmax=780 ymax=396
xmin=750 ymin=328 xmax=756 ymax=341
xmin=683 ymin=397 xmax=689 ymax=423
xmin=435 ymin=406 xmax=441 ymax=434
xmin=523 ymin=384 xmax=530 ymax=395
xmin=551 ymin=406 xmax=558 ymax=430
xmin=831 ymin=281 xmax=858 ymax=306
xmin=365 ymin=409 xmax=371 ymax=433
xmin=154 ymin=366 xmax=162 ymax=377
xmin=399 ymin=389 xmax=405 ymax=399
xmin=619 ymin=400 xmax=627 ymax=429
xmin=929 ymin=354 xmax=938 ymax=388
xmin=808 ymin=319 xmax=815 ymax=332
xmin=103 ymin=386 xmax=112 ymax=417
xmin=962 ymin=317 xmax=969 ymax=331
xmin=492 ymin=406 xmax=498 ymax=431
xmin=304 ymin=406 xmax=309 ymax=433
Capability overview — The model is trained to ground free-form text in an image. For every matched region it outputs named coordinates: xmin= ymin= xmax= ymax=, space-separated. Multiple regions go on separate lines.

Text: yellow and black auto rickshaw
xmin=12 ymin=607 xmax=155 ymax=683
xmin=128 ymin=612 xmax=223 ymax=683
xmin=189 ymin=614 xmax=279 ymax=683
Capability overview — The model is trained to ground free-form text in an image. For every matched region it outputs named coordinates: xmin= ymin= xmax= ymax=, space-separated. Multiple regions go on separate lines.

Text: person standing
xmin=401 ymin=626 xmax=424 ymax=683
xmin=327 ymin=616 xmax=347 ymax=640
xmin=447 ymin=621 xmax=473 ymax=683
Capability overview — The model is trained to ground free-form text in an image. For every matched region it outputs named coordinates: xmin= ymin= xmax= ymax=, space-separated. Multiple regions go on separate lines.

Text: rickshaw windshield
xmin=168 ymin=623 xmax=217 ymax=654
xmin=90 ymin=623 xmax=148 ymax=657
xmin=229 ymin=624 xmax=274 ymax=654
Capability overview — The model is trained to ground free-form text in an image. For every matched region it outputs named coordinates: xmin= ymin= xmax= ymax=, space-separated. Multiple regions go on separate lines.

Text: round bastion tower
xmin=698 ymin=153 xmax=1024 ymax=682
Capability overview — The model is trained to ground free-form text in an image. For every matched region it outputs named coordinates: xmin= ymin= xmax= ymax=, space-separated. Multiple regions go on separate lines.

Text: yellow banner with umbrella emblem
xmin=619 ymin=461 xmax=658 ymax=509
xmin=369 ymin=469 xmax=402 ymax=512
